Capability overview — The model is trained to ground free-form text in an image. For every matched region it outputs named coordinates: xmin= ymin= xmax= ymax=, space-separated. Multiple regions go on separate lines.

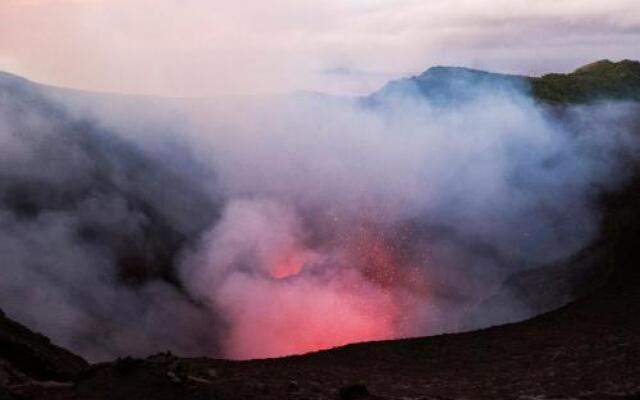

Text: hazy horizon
xmin=1 ymin=0 xmax=639 ymax=97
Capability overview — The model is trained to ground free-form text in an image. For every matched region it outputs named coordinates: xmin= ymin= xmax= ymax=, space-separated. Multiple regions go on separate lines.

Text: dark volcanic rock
xmin=0 ymin=387 xmax=19 ymax=400
xmin=0 ymin=307 xmax=88 ymax=382
xmin=339 ymin=383 xmax=370 ymax=400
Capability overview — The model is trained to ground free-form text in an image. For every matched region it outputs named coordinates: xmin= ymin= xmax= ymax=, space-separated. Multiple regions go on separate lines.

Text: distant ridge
xmin=0 ymin=70 xmax=30 ymax=83
xmin=2 ymin=59 xmax=639 ymax=105
xmin=368 ymin=59 xmax=640 ymax=105
xmin=367 ymin=65 xmax=526 ymax=106
xmin=531 ymin=59 xmax=640 ymax=103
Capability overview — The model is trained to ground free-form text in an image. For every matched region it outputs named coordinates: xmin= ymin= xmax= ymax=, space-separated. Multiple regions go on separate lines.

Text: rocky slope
xmin=0 ymin=307 xmax=87 ymax=399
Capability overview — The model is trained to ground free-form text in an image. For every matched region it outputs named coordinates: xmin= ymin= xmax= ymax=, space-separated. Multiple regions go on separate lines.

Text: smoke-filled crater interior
xmin=1 ymin=68 xmax=637 ymax=362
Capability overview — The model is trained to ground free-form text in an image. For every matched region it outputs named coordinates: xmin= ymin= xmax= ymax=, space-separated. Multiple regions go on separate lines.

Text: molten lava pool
xmin=209 ymin=223 xmax=426 ymax=360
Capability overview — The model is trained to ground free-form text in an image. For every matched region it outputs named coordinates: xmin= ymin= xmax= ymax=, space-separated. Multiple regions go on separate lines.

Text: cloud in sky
xmin=1 ymin=0 xmax=639 ymax=96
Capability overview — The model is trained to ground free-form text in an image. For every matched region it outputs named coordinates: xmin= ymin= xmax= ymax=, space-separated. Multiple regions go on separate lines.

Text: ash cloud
xmin=0 ymin=75 xmax=222 ymax=361
xmin=0 ymin=69 xmax=639 ymax=361
xmin=179 ymin=74 xmax=640 ymax=358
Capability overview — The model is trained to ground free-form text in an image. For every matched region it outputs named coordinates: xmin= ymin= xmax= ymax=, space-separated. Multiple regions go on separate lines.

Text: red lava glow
xmin=269 ymin=254 xmax=305 ymax=279
xmin=217 ymin=224 xmax=427 ymax=360
xmin=219 ymin=274 xmax=400 ymax=359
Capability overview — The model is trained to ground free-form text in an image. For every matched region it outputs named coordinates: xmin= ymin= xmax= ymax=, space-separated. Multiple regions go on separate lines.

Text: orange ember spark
xmin=219 ymin=223 xmax=427 ymax=360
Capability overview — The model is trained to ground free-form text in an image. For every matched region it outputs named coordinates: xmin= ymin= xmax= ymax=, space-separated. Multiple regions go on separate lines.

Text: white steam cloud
xmin=0 ymin=71 xmax=638 ymax=361
xmin=177 ymin=83 xmax=639 ymax=359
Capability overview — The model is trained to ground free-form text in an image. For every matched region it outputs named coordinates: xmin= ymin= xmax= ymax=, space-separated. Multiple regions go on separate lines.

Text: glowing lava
xmin=269 ymin=254 xmax=305 ymax=279
xmin=217 ymin=270 xmax=399 ymax=359
xmin=214 ymin=225 xmax=425 ymax=360
xmin=187 ymin=200 xmax=427 ymax=360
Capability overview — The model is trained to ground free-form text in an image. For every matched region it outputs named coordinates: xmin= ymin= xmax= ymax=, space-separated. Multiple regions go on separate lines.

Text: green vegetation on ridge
xmin=530 ymin=59 xmax=640 ymax=104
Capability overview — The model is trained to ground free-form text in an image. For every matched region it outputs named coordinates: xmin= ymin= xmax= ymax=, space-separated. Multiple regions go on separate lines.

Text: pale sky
xmin=1 ymin=0 xmax=639 ymax=96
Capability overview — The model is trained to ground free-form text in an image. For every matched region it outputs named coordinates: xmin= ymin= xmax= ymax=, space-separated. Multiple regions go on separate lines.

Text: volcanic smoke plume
xmin=181 ymin=198 xmax=430 ymax=359
xmin=1 ymin=71 xmax=639 ymax=361
xmin=177 ymin=85 xmax=640 ymax=359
